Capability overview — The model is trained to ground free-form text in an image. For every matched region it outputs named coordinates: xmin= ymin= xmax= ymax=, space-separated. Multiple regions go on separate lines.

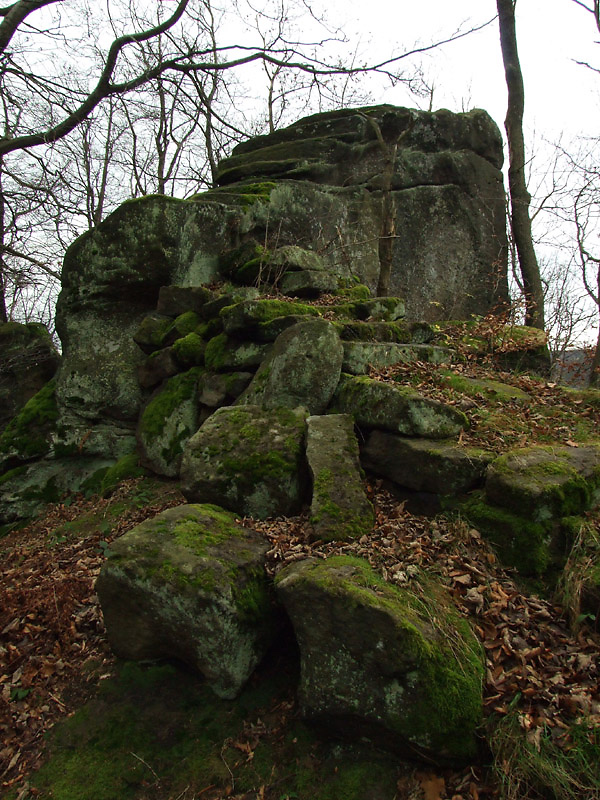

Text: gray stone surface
xmin=306 ymin=414 xmax=373 ymax=541
xmin=485 ymin=444 xmax=600 ymax=522
xmin=181 ymin=404 xmax=308 ymax=518
xmin=342 ymin=342 xmax=452 ymax=374
xmin=137 ymin=368 xmax=203 ymax=478
xmin=238 ymin=319 xmax=343 ymax=414
xmin=96 ymin=503 xmax=280 ymax=699
xmin=361 ymin=430 xmax=493 ymax=494
xmin=275 ymin=556 xmax=484 ymax=764
xmin=0 ymin=322 xmax=60 ymax=433
xmin=333 ymin=374 xmax=468 ymax=439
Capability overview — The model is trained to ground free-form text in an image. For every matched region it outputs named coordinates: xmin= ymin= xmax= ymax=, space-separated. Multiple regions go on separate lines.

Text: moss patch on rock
xmin=275 ymin=555 xmax=484 ymax=764
xmin=0 ymin=379 xmax=58 ymax=471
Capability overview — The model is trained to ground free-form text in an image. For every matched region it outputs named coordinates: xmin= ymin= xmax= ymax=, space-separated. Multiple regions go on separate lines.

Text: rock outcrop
xmin=52 ymin=105 xmax=508 ymax=459
xmin=275 ymin=556 xmax=485 ymax=763
xmin=96 ymin=503 xmax=280 ymax=699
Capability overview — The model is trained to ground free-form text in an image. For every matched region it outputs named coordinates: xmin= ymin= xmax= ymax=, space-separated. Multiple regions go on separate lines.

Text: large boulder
xmin=306 ymin=414 xmax=373 ymax=541
xmin=486 ymin=444 xmax=600 ymax=522
xmin=0 ymin=322 xmax=60 ymax=432
xmin=137 ymin=368 xmax=204 ymax=477
xmin=275 ymin=556 xmax=484 ymax=764
xmin=333 ymin=374 xmax=468 ymax=439
xmin=361 ymin=430 xmax=493 ymax=494
xmin=181 ymin=404 xmax=308 ymax=518
xmin=238 ymin=319 xmax=343 ymax=414
xmin=96 ymin=504 xmax=280 ymax=699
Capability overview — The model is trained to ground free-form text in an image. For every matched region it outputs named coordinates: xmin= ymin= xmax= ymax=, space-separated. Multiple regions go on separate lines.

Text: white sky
xmin=342 ymin=0 xmax=600 ymax=143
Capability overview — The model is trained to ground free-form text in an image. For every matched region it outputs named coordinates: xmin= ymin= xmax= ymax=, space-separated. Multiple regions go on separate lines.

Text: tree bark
xmin=497 ymin=0 xmax=545 ymax=329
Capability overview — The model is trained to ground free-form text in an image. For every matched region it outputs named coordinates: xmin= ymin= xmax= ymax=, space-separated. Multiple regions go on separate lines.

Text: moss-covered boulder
xmin=204 ymin=333 xmax=270 ymax=372
xmin=306 ymin=414 xmax=374 ymax=541
xmin=238 ymin=319 xmax=343 ymax=414
xmin=486 ymin=444 xmax=600 ymax=522
xmin=221 ymin=299 xmax=320 ymax=337
xmin=361 ymin=430 xmax=493 ymax=495
xmin=180 ymin=405 xmax=308 ymax=518
xmin=281 ymin=269 xmax=339 ymax=297
xmin=342 ymin=342 xmax=452 ymax=374
xmin=0 ymin=380 xmax=58 ymax=473
xmin=96 ymin=503 xmax=280 ymax=699
xmin=137 ymin=368 xmax=203 ymax=477
xmin=459 ymin=491 xmax=554 ymax=576
xmin=275 ymin=556 xmax=484 ymax=764
xmin=0 ymin=321 xmax=60 ymax=432
xmin=333 ymin=374 xmax=468 ymax=439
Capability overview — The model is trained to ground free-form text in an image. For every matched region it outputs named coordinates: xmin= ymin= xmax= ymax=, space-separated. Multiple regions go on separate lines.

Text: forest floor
xmin=1 ymin=470 xmax=599 ymax=800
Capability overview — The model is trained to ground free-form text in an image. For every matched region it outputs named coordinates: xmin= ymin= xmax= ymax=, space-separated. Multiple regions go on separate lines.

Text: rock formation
xmin=2 ymin=104 xmax=599 ymax=768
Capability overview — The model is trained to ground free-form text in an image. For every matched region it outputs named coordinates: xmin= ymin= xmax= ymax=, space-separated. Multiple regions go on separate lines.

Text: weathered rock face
xmin=0 ymin=322 xmax=60 ymax=432
xmin=96 ymin=503 xmax=280 ymax=699
xmin=180 ymin=404 xmax=308 ymax=518
xmin=217 ymin=106 xmax=508 ymax=320
xmin=52 ymin=105 xmax=507 ymax=456
xmin=275 ymin=556 xmax=485 ymax=764
xmin=238 ymin=319 xmax=343 ymax=414
xmin=306 ymin=414 xmax=373 ymax=541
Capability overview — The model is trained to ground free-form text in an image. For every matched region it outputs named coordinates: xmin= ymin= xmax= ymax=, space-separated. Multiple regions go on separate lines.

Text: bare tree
xmin=496 ymin=0 xmax=545 ymax=329
xmin=0 ymin=0 xmax=493 ymax=322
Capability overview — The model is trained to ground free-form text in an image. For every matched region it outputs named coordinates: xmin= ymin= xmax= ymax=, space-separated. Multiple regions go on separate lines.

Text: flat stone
xmin=342 ymin=342 xmax=452 ymax=374
xmin=352 ymin=297 xmax=405 ymax=321
xmin=198 ymin=371 xmax=253 ymax=408
xmin=333 ymin=374 xmax=468 ymax=439
xmin=306 ymin=414 xmax=373 ymax=541
xmin=96 ymin=503 xmax=281 ymax=699
xmin=361 ymin=430 xmax=493 ymax=494
xmin=204 ymin=334 xmax=270 ymax=372
xmin=275 ymin=556 xmax=484 ymax=764
xmin=485 ymin=444 xmax=600 ymax=522
xmin=281 ymin=270 xmax=339 ymax=297
xmin=157 ymin=285 xmax=214 ymax=316
xmin=137 ymin=347 xmax=180 ymax=389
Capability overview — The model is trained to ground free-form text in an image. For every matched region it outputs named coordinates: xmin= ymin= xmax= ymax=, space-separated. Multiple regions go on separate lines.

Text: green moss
xmin=221 ymin=298 xmax=320 ymax=327
xmin=172 ymin=332 xmax=205 ymax=367
xmin=0 ymin=379 xmax=58 ymax=462
xmin=139 ymin=368 xmax=203 ymax=443
xmin=29 ymin=655 xmax=405 ymax=800
xmin=99 ymin=453 xmax=146 ymax=497
xmin=460 ymin=491 xmax=552 ymax=575
xmin=173 ymin=310 xmax=201 ymax=336
xmin=204 ymin=333 xmax=228 ymax=370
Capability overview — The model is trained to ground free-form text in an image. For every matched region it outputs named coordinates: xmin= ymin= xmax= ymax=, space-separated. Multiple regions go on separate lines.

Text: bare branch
xmin=0 ymin=0 xmax=62 ymax=55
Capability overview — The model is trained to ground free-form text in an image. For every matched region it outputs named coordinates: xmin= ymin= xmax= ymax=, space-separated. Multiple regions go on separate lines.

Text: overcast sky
xmin=341 ymin=0 xmax=599 ymax=144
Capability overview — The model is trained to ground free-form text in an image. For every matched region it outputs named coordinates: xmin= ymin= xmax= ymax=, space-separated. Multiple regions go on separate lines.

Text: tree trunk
xmin=0 ymin=160 xmax=8 ymax=322
xmin=497 ymin=0 xmax=545 ymax=329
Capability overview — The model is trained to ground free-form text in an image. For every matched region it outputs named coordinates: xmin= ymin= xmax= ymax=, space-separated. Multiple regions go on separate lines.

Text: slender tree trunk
xmin=0 ymin=160 xmax=8 ymax=322
xmin=497 ymin=0 xmax=545 ymax=329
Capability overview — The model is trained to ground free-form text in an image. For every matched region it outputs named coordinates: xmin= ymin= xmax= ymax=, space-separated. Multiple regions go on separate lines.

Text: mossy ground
xmin=24 ymin=645 xmax=405 ymax=800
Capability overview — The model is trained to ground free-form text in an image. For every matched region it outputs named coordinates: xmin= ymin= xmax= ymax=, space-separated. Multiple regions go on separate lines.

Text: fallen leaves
xmin=0 ymin=478 xmax=184 ymax=793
